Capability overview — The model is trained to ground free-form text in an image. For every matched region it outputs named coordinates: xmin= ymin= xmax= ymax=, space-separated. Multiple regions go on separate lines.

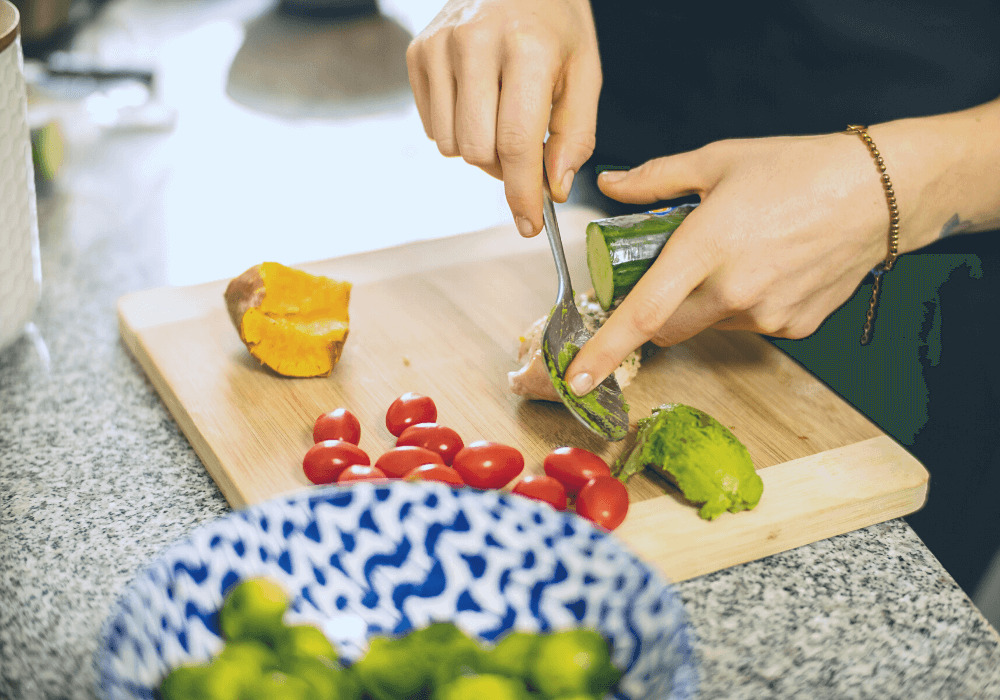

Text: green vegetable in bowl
xmin=529 ymin=629 xmax=621 ymax=698
xmin=158 ymin=664 xmax=210 ymax=700
xmin=352 ymin=622 xmax=488 ymax=699
xmin=216 ymin=639 xmax=280 ymax=672
xmin=283 ymin=656 xmax=361 ymax=700
xmin=220 ymin=577 xmax=290 ymax=647
xmin=433 ymin=673 xmax=530 ymax=700
xmin=614 ymin=403 xmax=764 ymax=520
xmin=409 ymin=622 xmax=486 ymax=688
xmin=277 ymin=624 xmax=338 ymax=664
xmin=350 ymin=636 xmax=429 ymax=700
xmin=158 ymin=578 xmax=623 ymax=700
xmin=158 ymin=578 xmax=360 ymax=700
xmin=480 ymin=631 xmax=540 ymax=679
xmin=245 ymin=671 xmax=313 ymax=700
xmin=352 ymin=623 xmax=621 ymax=700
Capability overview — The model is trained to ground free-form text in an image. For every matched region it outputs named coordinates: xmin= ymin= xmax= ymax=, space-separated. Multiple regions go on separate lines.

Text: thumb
xmin=598 ymin=147 xmax=719 ymax=204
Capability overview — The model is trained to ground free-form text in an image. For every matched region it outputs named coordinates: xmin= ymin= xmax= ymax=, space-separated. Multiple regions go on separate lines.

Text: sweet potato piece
xmin=224 ymin=262 xmax=351 ymax=377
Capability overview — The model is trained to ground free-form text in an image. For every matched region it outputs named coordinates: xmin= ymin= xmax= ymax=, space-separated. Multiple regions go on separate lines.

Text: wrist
xmin=862 ymin=118 xmax=949 ymax=254
xmin=868 ymin=99 xmax=1000 ymax=253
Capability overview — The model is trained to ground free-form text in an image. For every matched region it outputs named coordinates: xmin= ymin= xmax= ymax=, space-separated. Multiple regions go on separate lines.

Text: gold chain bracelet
xmin=846 ymin=125 xmax=900 ymax=345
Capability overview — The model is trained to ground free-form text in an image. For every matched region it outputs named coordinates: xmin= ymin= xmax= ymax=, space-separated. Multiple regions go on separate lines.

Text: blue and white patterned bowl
xmin=95 ymin=481 xmax=697 ymax=700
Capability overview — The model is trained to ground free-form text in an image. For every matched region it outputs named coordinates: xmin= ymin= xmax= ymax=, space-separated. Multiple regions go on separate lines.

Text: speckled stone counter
xmin=3 ymin=1 xmax=1000 ymax=698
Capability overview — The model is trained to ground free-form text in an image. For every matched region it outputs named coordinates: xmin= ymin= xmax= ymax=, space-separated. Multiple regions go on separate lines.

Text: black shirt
xmin=590 ymin=0 xmax=1000 ymax=254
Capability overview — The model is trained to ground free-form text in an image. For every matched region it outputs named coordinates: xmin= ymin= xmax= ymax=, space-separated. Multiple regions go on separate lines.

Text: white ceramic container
xmin=0 ymin=0 xmax=41 ymax=354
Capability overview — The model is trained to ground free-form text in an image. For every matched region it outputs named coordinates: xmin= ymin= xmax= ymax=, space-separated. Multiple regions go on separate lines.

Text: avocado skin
xmin=614 ymin=404 xmax=763 ymax=520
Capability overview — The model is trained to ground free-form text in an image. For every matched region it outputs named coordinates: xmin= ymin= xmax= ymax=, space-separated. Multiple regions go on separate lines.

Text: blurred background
xmin=15 ymin=0 xmax=515 ymax=287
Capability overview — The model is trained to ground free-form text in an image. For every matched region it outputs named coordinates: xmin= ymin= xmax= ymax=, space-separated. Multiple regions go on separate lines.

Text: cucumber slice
xmin=586 ymin=203 xmax=697 ymax=310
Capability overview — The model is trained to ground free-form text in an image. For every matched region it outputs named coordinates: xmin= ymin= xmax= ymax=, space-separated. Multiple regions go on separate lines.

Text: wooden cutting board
xmin=118 ymin=207 xmax=929 ymax=583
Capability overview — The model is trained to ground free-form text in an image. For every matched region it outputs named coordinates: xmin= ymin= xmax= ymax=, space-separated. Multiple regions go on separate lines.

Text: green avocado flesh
xmin=613 ymin=403 xmax=763 ymax=520
xmin=544 ymin=340 xmax=627 ymax=440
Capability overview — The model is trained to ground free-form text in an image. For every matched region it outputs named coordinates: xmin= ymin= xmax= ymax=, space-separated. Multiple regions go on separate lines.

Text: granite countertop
xmin=3 ymin=1 xmax=1000 ymax=698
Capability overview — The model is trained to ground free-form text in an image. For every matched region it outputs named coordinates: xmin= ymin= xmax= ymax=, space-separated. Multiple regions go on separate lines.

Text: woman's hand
xmin=563 ymin=121 xmax=966 ymax=397
xmin=406 ymin=0 xmax=602 ymax=237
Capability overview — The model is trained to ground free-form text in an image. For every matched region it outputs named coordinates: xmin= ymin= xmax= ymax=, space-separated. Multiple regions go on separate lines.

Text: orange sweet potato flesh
xmin=224 ymin=262 xmax=351 ymax=377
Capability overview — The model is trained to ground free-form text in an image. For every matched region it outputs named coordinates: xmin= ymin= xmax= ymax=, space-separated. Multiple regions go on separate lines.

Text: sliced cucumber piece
xmin=586 ymin=203 xmax=697 ymax=310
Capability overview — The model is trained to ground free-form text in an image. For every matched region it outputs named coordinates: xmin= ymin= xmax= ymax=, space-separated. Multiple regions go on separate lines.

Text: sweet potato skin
xmin=225 ymin=265 xmax=267 ymax=333
xmin=224 ymin=262 xmax=351 ymax=378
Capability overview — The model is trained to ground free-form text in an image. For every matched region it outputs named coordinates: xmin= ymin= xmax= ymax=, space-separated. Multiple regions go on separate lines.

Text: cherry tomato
xmin=543 ymin=446 xmax=612 ymax=496
xmin=313 ymin=408 xmax=361 ymax=444
xmin=403 ymin=464 xmax=465 ymax=487
xmin=451 ymin=441 xmax=524 ymax=490
xmin=303 ymin=440 xmax=370 ymax=485
xmin=396 ymin=423 xmax=464 ymax=465
xmin=337 ymin=464 xmax=389 ymax=483
xmin=375 ymin=446 xmax=445 ymax=478
xmin=574 ymin=476 xmax=630 ymax=531
xmin=512 ymin=475 xmax=568 ymax=511
xmin=385 ymin=393 xmax=438 ymax=437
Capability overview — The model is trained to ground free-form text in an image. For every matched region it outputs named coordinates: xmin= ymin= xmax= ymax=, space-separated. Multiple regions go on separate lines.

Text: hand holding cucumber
xmin=405 ymin=0 xmax=602 ymax=237
xmin=564 ymin=131 xmax=916 ymax=397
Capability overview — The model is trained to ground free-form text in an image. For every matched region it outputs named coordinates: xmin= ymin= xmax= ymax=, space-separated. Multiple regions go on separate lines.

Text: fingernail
xmin=569 ymin=373 xmax=594 ymax=397
xmin=599 ymin=169 xmax=626 ymax=183
xmin=516 ymin=216 xmax=535 ymax=237
xmin=560 ymin=169 xmax=575 ymax=197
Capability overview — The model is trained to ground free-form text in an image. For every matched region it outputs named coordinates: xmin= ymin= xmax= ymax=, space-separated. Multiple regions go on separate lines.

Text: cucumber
xmin=586 ymin=203 xmax=697 ymax=310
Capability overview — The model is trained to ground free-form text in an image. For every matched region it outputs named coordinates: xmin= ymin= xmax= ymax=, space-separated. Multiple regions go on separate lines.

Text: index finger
xmin=495 ymin=36 xmax=558 ymax=237
xmin=563 ymin=218 xmax=717 ymax=395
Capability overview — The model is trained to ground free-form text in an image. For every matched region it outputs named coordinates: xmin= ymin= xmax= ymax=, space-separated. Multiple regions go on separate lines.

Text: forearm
xmin=870 ymin=95 xmax=1000 ymax=254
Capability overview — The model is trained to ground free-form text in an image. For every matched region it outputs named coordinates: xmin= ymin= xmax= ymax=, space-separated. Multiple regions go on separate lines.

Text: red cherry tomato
xmin=451 ymin=441 xmax=524 ymax=490
xmin=336 ymin=465 xmax=389 ymax=483
xmin=385 ymin=393 xmax=438 ymax=437
xmin=303 ymin=440 xmax=370 ymax=485
xmin=396 ymin=423 xmax=464 ymax=465
xmin=543 ymin=446 xmax=612 ymax=496
xmin=375 ymin=446 xmax=445 ymax=478
xmin=574 ymin=476 xmax=630 ymax=531
xmin=512 ymin=475 xmax=567 ymax=511
xmin=313 ymin=408 xmax=361 ymax=445
xmin=403 ymin=464 xmax=465 ymax=487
